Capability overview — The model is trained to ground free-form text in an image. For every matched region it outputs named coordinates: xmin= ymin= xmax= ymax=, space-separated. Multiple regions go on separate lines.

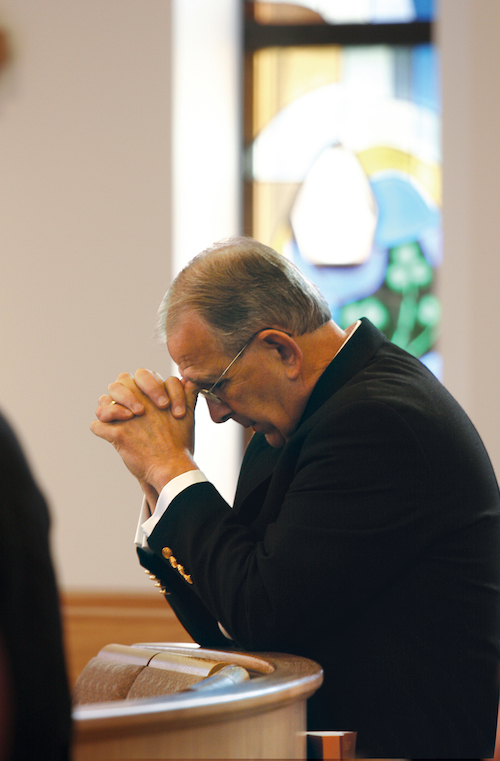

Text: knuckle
xmin=165 ymin=376 xmax=179 ymax=391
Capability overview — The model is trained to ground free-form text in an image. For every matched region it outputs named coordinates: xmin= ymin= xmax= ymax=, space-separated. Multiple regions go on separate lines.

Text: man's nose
xmin=205 ymin=397 xmax=233 ymax=423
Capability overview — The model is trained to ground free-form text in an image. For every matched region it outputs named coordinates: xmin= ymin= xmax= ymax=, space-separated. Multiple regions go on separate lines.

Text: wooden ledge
xmin=73 ymin=644 xmax=323 ymax=735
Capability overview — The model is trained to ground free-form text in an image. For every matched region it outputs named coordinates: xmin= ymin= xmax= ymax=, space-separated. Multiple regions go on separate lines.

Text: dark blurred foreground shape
xmin=0 ymin=411 xmax=71 ymax=760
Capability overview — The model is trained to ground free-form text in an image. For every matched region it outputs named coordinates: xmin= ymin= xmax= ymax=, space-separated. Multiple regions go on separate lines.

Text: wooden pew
xmin=72 ymin=642 xmax=324 ymax=759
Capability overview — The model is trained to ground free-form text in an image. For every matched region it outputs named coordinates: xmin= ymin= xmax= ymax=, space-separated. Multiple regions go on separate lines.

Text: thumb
xmin=185 ymin=384 xmax=199 ymax=414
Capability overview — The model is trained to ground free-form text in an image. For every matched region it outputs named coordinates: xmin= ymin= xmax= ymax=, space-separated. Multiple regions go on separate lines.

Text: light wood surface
xmin=72 ymin=644 xmax=324 ymax=759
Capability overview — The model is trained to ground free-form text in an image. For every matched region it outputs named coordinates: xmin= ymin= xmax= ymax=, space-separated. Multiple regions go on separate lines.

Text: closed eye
xmin=211 ymin=379 xmax=227 ymax=393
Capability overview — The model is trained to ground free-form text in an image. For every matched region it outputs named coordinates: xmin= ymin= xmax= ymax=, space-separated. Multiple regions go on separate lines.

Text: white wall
xmin=439 ymin=0 xmax=500 ymax=476
xmin=170 ymin=0 xmax=242 ymax=506
xmin=0 ymin=0 xmax=173 ymax=590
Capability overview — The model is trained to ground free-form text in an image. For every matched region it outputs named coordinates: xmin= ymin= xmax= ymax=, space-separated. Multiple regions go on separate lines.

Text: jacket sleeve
xmin=136 ymin=544 xmax=231 ymax=648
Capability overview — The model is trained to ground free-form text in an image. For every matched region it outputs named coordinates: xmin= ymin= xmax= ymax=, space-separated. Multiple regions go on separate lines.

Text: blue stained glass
xmin=419 ymin=351 xmax=442 ymax=379
xmin=412 ymin=0 xmax=434 ymax=21
xmin=411 ymin=45 xmax=440 ymax=111
xmin=419 ymin=226 xmax=442 ymax=268
xmin=371 ymin=175 xmax=441 ymax=249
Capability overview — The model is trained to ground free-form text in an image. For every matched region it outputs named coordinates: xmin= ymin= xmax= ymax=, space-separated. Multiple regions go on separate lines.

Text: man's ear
xmin=259 ymin=330 xmax=303 ymax=379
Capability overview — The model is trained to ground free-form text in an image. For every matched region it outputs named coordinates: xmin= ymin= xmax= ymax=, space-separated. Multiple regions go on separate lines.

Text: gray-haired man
xmin=92 ymin=237 xmax=500 ymax=759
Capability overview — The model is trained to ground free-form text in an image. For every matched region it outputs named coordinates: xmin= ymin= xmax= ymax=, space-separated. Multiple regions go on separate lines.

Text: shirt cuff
xmin=134 ymin=470 xmax=207 ymax=550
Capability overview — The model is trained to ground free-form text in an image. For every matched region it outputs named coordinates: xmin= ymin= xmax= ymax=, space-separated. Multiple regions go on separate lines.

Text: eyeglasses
xmin=198 ymin=328 xmax=291 ymax=405
xmin=198 ymin=332 xmax=258 ymax=405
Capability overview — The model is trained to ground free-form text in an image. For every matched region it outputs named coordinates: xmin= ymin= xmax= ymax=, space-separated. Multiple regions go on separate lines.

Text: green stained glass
xmin=417 ymin=293 xmax=440 ymax=327
xmin=342 ymin=297 xmax=390 ymax=331
xmin=386 ymin=243 xmax=432 ymax=292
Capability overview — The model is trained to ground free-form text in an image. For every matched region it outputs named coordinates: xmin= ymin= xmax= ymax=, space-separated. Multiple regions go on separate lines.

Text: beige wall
xmin=1 ymin=0 xmax=499 ymax=594
xmin=439 ymin=0 xmax=500 ymax=476
xmin=0 ymin=0 xmax=172 ymax=590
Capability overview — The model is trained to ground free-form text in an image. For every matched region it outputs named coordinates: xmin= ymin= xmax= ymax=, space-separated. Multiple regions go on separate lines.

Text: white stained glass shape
xmin=252 ymin=83 xmax=440 ymax=182
xmin=290 ymin=145 xmax=378 ymax=266
xmin=254 ymin=0 xmax=416 ymax=23
xmin=342 ymin=47 xmax=394 ymax=99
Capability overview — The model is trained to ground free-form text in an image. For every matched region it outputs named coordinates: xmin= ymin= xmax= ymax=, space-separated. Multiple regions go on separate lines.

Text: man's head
xmin=157 ymin=237 xmax=331 ymax=355
xmin=158 ymin=237 xmax=335 ymax=447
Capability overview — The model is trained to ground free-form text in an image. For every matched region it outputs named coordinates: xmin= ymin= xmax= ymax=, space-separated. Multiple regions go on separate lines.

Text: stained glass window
xmin=244 ymin=0 xmax=441 ymax=376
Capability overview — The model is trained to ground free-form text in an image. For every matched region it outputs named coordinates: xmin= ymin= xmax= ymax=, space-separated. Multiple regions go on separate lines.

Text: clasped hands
xmin=91 ymin=369 xmax=199 ymax=502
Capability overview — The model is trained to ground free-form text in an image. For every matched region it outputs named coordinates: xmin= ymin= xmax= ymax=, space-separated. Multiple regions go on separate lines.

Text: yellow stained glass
xmin=358 ymin=148 xmax=441 ymax=205
xmin=253 ymin=46 xmax=341 ymax=137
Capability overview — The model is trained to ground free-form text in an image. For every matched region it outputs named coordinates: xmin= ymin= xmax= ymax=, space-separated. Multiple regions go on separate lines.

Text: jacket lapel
xmin=233 ymin=432 xmax=281 ymax=521
xmin=297 ymin=317 xmax=385 ymax=425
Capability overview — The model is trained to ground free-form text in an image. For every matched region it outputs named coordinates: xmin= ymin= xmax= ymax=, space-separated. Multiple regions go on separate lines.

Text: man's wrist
xmin=149 ymin=454 xmax=198 ymax=494
xmin=136 ymin=469 xmax=208 ymax=547
xmin=140 ymin=482 xmax=159 ymax=512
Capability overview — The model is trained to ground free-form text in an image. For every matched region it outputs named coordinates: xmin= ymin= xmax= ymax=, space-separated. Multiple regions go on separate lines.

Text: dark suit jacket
xmin=138 ymin=318 xmax=500 ymax=758
xmin=0 ymin=412 xmax=71 ymax=760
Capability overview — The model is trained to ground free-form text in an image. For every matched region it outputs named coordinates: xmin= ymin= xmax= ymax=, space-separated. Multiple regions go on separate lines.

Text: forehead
xmin=166 ymin=311 xmax=226 ymax=381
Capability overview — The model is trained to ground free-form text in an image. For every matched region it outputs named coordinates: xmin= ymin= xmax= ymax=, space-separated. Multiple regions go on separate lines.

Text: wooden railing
xmin=72 ymin=642 xmax=324 ymax=760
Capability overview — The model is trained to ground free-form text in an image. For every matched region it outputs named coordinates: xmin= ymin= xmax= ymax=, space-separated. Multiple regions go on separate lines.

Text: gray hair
xmin=157 ymin=236 xmax=331 ymax=355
